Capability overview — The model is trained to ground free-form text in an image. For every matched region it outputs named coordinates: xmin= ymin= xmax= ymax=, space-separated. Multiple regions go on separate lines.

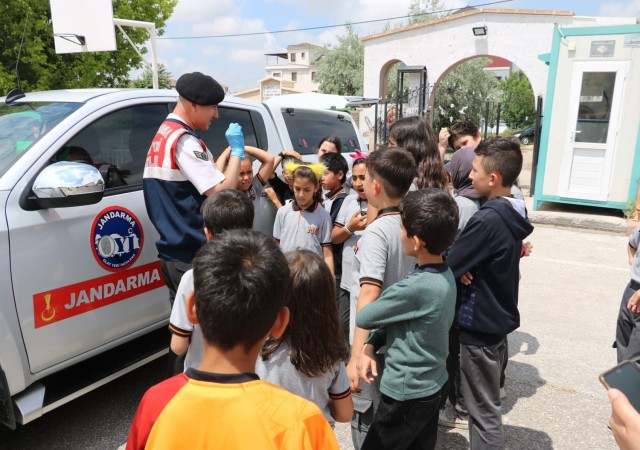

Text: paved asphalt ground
xmin=335 ymin=224 xmax=630 ymax=449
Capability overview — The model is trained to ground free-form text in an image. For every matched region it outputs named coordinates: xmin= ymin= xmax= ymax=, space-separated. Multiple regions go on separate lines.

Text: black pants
xmin=446 ymin=324 xmax=467 ymax=414
xmin=361 ymin=385 xmax=445 ymax=450
xmin=616 ymin=280 xmax=640 ymax=363
xmin=160 ymin=258 xmax=192 ymax=307
xmin=338 ymin=287 xmax=351 ymax=342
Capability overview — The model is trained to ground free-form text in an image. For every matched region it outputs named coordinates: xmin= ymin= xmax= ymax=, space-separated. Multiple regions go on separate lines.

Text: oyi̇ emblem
xmin=91 ymin=206 xmax=144 ymax=271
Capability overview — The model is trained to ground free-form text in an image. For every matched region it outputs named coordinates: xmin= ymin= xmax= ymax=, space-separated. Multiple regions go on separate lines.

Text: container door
xmin=559 ymin=61 xmax=627 ymax=200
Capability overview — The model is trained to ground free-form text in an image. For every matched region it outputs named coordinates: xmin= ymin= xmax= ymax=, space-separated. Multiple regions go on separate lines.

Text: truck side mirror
xmin=28 ymin=161 xmax=105 ymax=209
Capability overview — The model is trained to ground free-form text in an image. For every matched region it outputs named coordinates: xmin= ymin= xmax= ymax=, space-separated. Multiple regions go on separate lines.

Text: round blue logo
xmin=91 ymin=207 xmax=144 ymax=271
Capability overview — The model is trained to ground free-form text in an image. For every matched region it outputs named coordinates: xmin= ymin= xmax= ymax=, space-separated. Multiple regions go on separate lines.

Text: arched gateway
xmin=362 ymin=8 xmax=621 ymax=111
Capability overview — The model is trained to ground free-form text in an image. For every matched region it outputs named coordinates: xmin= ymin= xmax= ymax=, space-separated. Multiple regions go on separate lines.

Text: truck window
xmin=58 ymin=104 xmax=170 ymax=190
xmin=279 ymin=109 xmax=362 ymax=155
xmin=197 ymin=106 xmax=260 ymax=159
xmin=0 ymin=102 xmax=81 ymax=178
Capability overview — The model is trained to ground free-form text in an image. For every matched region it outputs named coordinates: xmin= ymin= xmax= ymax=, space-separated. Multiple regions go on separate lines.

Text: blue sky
xmin=153 ymin=0 xmax=640 ymax=92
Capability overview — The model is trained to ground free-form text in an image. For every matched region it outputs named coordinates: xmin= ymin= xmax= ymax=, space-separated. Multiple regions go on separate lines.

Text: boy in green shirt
xmin=356 ymin=189 xmax=459 ymax=450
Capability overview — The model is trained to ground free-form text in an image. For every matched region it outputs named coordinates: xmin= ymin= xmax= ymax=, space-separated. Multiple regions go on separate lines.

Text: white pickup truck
xmin=0 ymin=88 xmax=368 ymax=429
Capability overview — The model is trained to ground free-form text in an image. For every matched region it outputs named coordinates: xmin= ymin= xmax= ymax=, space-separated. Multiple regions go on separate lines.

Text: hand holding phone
xmin=600 ymin=360 xmax=640 ymax=412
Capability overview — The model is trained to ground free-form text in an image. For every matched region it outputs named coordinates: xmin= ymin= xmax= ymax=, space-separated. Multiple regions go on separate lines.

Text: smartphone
xmin=599 ymin=360 xmax=640 ymax=412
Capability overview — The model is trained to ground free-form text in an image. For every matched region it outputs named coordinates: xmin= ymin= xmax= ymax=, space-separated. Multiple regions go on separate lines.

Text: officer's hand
xmin=225 ymin=123 xmax=245 ymax=159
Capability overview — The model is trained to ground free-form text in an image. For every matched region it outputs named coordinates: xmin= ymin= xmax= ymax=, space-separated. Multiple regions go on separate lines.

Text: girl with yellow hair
xmin=272 ymin=161 xmax=335 ymax=275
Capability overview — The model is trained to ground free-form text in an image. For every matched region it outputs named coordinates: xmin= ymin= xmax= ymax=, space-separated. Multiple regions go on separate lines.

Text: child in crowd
xmin=356 ymin=188 xmax=459 ymax=450
xmin=256 ymin=249 xmax=353 ymax=427
xmin=347 ymin=148 xmax=417 ymax=449
xmin=317 ymin=135 xmax=342 ymax=157
xmin=217 ymin=145 xmax=274 ymax=201
xmin=446 ymin=137 xmax=534 ymax=449
xmin=388 ymin=116 xmax=449 ymax=190
xmin=267 ymin=149 xmax=303 ymax=208
xmin=448 ymin=145 xmax=484 ymax=235
xmin=217 ymin=145 xmax=275 ymax=231
xmin=273 ymin=161 xmax=334 ymax=274
xmin=439 ymin=119 xmax=526 ymax=199
xmin=320 ymin=152 xmax=349 ymax=295
xmin=438 ymin=119 xmax=482 ymax=158
xmin=438 ymin=145 xmax=481 ymax=430
xmin=128 ymin=230 xmax=338 ymax=450
xmin=332 ymin=157 xmax=368 ymax=340
xmin=168 ymin=189 xmax=254 ymax=374
xmin=320 ymin=152 xmax=349 ymax=219
xmin=614 ymin=225 xmax=640 ymax=364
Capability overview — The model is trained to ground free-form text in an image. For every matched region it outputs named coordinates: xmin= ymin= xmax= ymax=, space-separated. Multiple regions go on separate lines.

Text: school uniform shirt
xmin=334 ymin=194 xmax=368 ymax=292
xmin=245 ymin=174 xmax=270 ymax=231
xmin=349 ymin=206 xmax=416 ymax=344
xmin=255 ymin=340 xmax=351 ymax=427
xmin=630 ymin=226 xmax=640 ymax=283
xmin=127 ymin=368 xmax=339 ymax=450
xmin=273 ymin=200 xmax=332 ymax=254
xmin=168 ymin=269 xmax=203 ymax=371
xmin=143 ymin=113 xmax=225 ymax=263
xmin=323 ymin=187 xmax=347 ymax=222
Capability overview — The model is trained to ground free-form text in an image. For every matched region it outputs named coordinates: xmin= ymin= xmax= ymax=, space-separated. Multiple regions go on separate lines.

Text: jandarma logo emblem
xmin=91 ymin=206 xmax=144 ymax=271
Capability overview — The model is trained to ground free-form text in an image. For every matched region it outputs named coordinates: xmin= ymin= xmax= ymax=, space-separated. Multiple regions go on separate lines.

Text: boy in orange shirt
xmin=127 ymin=230 xmax=338 ymax=450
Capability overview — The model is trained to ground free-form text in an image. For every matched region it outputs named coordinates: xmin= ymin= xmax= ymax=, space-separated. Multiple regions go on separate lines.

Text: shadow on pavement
xmin=436 ymin=428 xmax=469 ymax=449
xmin=436 ymin=425 xmax=552 ymax=449
xmin=509 ymin=330 xmax=540 ymax=357
xmin=501 ymin=359 xmax=546 ymax=415
xmin=503 ymin=424 xmax=553 ymax=449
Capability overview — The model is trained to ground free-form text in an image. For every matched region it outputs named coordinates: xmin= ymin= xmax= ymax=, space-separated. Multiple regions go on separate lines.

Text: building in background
xmin=234 ymin=43 xmax=322 ymax=102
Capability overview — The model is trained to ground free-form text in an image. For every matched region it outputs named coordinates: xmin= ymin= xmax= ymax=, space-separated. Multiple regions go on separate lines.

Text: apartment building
xmin=234 ymin=43 xmax=322 ymax=101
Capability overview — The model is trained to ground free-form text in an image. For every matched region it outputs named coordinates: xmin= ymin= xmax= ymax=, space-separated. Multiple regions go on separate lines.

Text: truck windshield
xmin=280 ymin=109 xmax=362 ymax=155
xmin=0 ymin=102 xmax=81 ymax=178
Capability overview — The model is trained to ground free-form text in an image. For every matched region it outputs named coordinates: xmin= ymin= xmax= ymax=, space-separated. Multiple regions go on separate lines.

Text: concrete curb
xmin=524 ymin=196 xmax=629 ymax=234
xmin=528 ymin=210 xmax=628 ymax=234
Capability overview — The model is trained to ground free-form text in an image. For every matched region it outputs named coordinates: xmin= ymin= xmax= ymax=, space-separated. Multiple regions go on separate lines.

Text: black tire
xmin=521 ymin=136 xmax=530 ymax=145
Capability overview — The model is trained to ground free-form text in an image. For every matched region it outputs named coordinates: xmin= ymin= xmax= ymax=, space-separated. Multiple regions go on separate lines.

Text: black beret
xmin=176 ymin=72 xmax=225 ymax=106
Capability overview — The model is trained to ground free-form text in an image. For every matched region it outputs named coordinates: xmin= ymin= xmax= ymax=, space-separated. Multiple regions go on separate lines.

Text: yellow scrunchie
xmin=283 ymin=160 xmax=327 ymax=180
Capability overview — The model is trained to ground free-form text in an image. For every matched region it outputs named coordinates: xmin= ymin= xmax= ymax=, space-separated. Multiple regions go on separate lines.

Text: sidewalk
xmin=525 ymin=196 xmax=635 ymax=235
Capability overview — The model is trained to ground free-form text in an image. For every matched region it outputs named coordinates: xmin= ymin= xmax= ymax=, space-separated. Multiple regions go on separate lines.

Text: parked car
xmin=0 ymin=88 xmax=367 ymax=429
xmin=511 ymin=125 xmax=535 ymax=145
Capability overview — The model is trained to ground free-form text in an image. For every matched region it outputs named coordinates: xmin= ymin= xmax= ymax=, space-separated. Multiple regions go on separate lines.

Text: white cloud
xmin=172 ymin=56 xmax=187 ymax=68
xmin=228 ymin=48 xmax=267 ymax=63
xmin=170 ymin=0 xmax=236 ymax=23
xmin=598 ymin=0 xmax=640 ymax=16
xmin=202 ymin=46 xmax=221 ymax=57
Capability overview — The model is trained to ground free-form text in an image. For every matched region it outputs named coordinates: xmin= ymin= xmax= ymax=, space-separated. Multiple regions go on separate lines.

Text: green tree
xmin=0 ymin=0 xmax=176 ymax=94
xmin=500 ymin=71 xmax=535 ymax=129
xmin=432 ymin=57 xmax=502 ymax=131
xmin=315 ymin=24 xmax=364 ymax=96
xmin=131 ymin=63 xmax=173 ymax=89
xmin=408 ymin=0 xmax=445 ymax=24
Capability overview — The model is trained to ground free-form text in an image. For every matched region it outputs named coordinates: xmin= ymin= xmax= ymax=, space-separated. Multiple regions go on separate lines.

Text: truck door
xmin=6 ymin=100 xmax=171 ymax=373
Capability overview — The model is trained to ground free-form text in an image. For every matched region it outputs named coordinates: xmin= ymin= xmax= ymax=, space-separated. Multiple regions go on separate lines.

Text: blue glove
xmin=225 ymin=123 xmax=245 ymax=159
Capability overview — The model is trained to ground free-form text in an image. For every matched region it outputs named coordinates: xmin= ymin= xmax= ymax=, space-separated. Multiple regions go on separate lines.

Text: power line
xmin=159 ymin=0 xmax=513 ymax=40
